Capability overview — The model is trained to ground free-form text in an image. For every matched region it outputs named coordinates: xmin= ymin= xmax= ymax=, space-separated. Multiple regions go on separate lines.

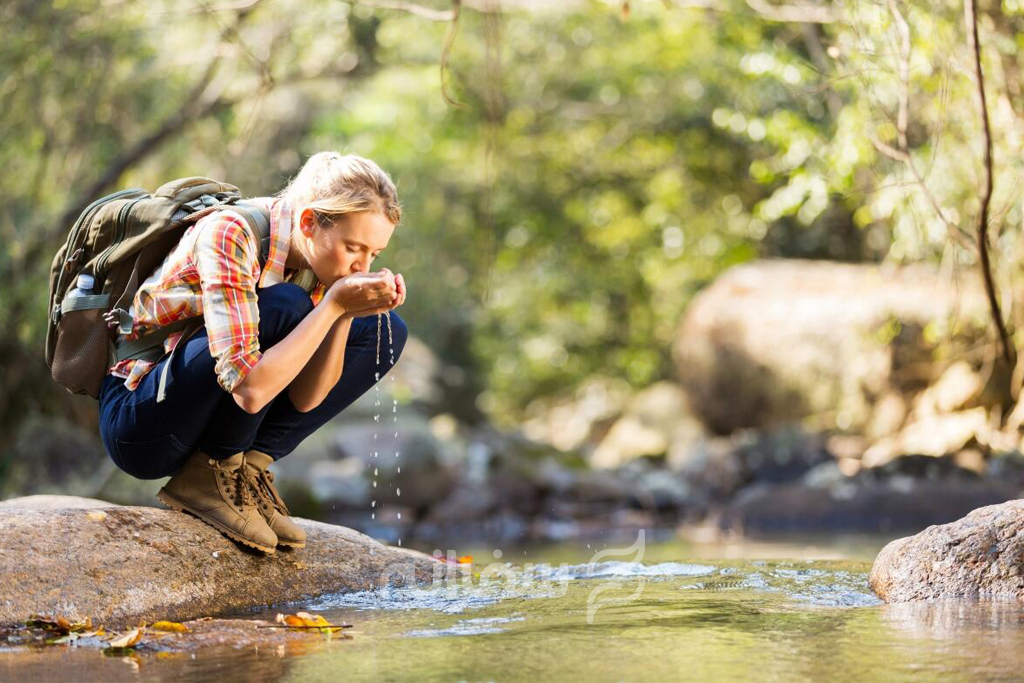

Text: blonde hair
xmin=278 ymin=152 xmax=402 ymax=226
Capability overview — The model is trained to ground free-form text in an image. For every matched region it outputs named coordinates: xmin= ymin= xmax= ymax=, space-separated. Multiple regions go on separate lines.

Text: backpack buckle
xmin=103 ymin=307 xmax=134 ymax=335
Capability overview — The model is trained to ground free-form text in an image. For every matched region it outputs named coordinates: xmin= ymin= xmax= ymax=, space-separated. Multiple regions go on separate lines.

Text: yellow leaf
xmin=150 ymin=621 xmax=188 ymax=633
xmin=277 ymin=612 xmax=346 ymax=633
xmin=108 ymin=628 xmax=143 ymax=649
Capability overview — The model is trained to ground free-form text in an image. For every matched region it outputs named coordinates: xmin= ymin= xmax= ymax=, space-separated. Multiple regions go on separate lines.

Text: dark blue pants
xmin=98 ymin=283 xmax=407 ymax=479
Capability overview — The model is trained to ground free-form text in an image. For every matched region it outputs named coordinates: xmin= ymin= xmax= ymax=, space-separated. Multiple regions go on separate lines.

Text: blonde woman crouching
xmin=98 ymin=152 xmax=408 ymax=553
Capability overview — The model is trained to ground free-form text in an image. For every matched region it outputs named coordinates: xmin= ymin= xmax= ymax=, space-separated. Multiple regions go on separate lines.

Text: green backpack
xmin=46 ymin=177 xmax=271 ymax=400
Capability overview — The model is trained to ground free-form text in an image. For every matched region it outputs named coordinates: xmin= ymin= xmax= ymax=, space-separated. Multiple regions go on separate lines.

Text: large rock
xmin=590 ymin=382 xmax=704 ymax=469
xmin=0 ymin=496 xmax=443 ymax=629
xmin=723 ymin=478 xmax=1020 ymax=534
xmin=869 ymin=499 xmax=1024 ymax=602
xmin=674 ymin=259 xmax=988 ymax=435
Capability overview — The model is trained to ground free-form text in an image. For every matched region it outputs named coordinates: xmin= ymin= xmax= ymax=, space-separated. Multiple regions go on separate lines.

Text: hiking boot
xmin=244 ymin=449 xmax=306 ymax=549
xmin=156 ymin=451 xmax=278 ymax=554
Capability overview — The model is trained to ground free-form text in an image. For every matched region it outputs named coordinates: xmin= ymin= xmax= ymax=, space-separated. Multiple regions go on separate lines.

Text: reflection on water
xmin=3 ymin=536 xmax=1023 ymax=682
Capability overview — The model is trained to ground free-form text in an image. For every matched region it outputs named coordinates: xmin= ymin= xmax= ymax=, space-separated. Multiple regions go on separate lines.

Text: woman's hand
xmin=326 ymin=269 xmax=398 ymax=318
xmin=352 ymin=268 xmax=406 ymax=317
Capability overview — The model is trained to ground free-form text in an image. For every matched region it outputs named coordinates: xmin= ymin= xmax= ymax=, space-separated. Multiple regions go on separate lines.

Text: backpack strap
xmin=110 ymin=200 xmax=273 ymax=401
xmin=229 ymin=201 xmax=272 ymax=269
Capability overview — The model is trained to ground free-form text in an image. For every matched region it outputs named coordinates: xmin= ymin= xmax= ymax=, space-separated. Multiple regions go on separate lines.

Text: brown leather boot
xmin=156 ymin=451 xmax=278 ymax=554
xmin=244 ymin=450 xmax=306 ymax=549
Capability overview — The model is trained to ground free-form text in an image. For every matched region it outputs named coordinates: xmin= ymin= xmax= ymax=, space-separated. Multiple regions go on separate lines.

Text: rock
xmin=590 ymin=415 xmax=668 ymax=468
xmin=912 ymin=361 xmax=983 ymax=417
xmin=732 ymin=425 xmax=832 ymax=484
xmin=388 ymin=334 xmax=443 ymax=406
xmin=722 ymin=478 xmax=1020 ymax=534
xmin=94 ymin=469 xmax=167 ymax=507
xmin=986 ymin=450 xmax=1024 ymax=485
xmin=870 ymin=499 xmax=1024 ymax=602
xmin=862 ymin=408 xmax=989 ymax=468
xmin=565 ymin=469 xmax=637 ymax=504
xmin=674 ymin=259 xmax=988 ymax=434
xmin=306 ymin=458 xmax=372 ymax=507
xmin=0 ymin=496 xmax=444 ymax=629
xmin=3 ymin=418 xmax=114 ymax=499
xmin=275 ymin=413 xmax=457 ymax=511
xmin=672 ymin=437 xmax=746 ymax=499
xmin=590 ymin=382 xmax=705 ymax=469
xmin=0 ymin=616 xmax=333 ymax=677
xmin=629 ymin=469 xmax=693 ymax=510
xmin=521 ymin=377 xmax=632 ymax=451
xmin=864 ymin=392 xmax=908 ymax=440
xmin=424 ymin=484 xmax=499 ymax=526
xmin=0 ymin=495 xmax=116 ymax=510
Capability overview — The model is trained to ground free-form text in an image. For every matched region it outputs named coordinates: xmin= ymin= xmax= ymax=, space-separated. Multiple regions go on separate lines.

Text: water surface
xmin=3 ymin=536 xmax=1023 ymax=682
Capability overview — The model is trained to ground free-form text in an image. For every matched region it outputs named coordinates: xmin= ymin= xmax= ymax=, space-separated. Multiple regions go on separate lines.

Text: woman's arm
xmin=230 ymin=300 xmax=345 ymax=414
xmin=286 ymin=314 xmax=354 ymax=413
xmin=286 ymin=269 xmax=406 ymax=413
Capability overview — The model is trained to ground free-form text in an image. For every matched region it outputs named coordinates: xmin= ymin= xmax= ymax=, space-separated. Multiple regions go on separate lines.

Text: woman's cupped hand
xmin=326 ymin=267 xmax=406 ymax=318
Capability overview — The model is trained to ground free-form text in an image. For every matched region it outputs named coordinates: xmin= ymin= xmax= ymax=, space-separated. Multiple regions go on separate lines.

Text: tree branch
xmin=965 ymin=0 xmax=1014 ymax=366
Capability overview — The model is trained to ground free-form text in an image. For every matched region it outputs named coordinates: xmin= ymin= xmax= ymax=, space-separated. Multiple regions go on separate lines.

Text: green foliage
xmin=2 ymin=0 xmax=1022 ymax=440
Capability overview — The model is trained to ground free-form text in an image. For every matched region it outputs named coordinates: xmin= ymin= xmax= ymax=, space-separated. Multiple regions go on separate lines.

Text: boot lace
xmin=213 ymin=460 xmax=256 ymax=509
xmin=250 ymin=467 xmax=291 ymax=516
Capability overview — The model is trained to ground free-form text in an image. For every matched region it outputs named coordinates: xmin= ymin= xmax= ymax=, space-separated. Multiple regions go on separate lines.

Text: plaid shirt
xmin=108 ymin=196 xmax=326 ymax=393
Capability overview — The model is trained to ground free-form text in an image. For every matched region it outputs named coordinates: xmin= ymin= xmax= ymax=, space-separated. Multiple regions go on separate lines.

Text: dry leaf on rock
xmin=107 ymin=628 xmax=144 ymax=649
xmin=150 ymin=621 xmax=189 ymax=633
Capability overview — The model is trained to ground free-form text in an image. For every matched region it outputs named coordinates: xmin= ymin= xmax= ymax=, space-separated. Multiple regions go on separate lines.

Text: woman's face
xmin=298 ymin=208 xmax=395 ymax=285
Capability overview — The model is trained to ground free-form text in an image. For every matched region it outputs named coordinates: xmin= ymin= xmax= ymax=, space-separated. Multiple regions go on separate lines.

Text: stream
xmin=4 ymin=534 xmax=1024 ymax=682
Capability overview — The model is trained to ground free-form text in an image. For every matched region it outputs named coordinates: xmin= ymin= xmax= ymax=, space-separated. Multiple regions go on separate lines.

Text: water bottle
xmin=68 ymin=273 xmax=95 ymax=299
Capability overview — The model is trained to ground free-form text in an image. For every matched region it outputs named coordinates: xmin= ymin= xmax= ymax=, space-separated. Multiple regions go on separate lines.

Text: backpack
xmin=46 ymin=177 xmax=272 ymax=400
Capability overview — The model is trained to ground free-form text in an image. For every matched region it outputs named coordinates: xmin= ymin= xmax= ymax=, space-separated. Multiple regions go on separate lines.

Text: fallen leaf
xmin=107 ymin=628 xmax=144 ymax=649
xmin=150 ymin=621 xmax=188 ymax=633
xmin=275 ymin=612 xmax=348 ymax=634
xmin=24 ymin=615 xmax=86 ymax=635
xmin=457 ymin=555 xmax=473 ymax=564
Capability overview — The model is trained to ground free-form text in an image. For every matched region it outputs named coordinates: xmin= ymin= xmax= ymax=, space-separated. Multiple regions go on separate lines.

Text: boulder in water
xmin=0 ymin=495 xmax=444 ymax=629
xmin=869 ymin=499 xmax=1024 ymax=602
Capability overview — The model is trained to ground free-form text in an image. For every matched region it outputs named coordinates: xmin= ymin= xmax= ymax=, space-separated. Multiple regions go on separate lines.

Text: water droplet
xmin=374 ymin=468 xmax=378 ymax=476
xmin=371 ymin=512 xmax=375 ymax=519
xmin=373 ymin=481 xmax=377 ymax=488
xmin=397 ymin=466 xmax=401 ymax=473
xmin=371 ymin=500 xmax=376 ymax=507
xmin=397 ymin=538 xmax=402 ymax=547
xmin=397 ymin=487 xmax=401 ymax=496
xmin=397 ymin=512 xmax=402 ymax=520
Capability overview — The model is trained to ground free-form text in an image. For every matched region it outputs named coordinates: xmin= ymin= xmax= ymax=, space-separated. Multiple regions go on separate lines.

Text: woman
xmin=98 ymin=152 xmax=408 ymax=554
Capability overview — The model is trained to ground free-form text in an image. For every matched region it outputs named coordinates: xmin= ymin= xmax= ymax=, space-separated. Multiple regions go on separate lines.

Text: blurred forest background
xmin=4 ymin=0 xmax=1024 ymax=543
